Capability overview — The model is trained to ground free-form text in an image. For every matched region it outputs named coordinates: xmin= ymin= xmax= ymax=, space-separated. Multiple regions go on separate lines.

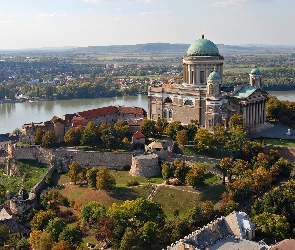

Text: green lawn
xmin=252 ymin=138 xmax=295 ymax=147
xmin=110 ymin=170 xmax=164 ymax=187
xmin=0 ymin=159 xmax=50 ymax=197
xmin=152 ymin=186 xmax=200 ymax=218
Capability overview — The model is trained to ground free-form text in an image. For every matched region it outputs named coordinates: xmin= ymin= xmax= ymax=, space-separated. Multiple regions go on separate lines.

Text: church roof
xmin=251 ymin=67 xmax=261 ymax=75
xmin=187 ymin=35 xmax=220 ymax=56
xmin=233 ymin=86 xmax=257 ymax=99
xmin=208 ymin=70 xmax=221 ymax=80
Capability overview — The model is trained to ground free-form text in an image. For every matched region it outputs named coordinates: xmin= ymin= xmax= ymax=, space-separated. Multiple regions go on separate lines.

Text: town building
xmin=148 ymin=35 xmax=268 ymax=133
xmin=20 ymin=105 xmax=147 ymax=144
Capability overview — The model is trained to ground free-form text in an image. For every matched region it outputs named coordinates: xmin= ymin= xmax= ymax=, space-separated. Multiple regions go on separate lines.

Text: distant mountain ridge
xmin=1 ymin=43 xmax=295 ymax=54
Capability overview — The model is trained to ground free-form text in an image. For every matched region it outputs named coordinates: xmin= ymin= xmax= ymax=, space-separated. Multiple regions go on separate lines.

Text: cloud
xmin=0 ymin=20 xmax=14 ymax=24
xmin=84 ymin=0 xmax=156 ymax=3
xmin=37 ymin=13 xmax=66 ymax=18
xmin=139 ymin=10 xmax=173 ymax=16
xmin=210 ymin=0 xmax=247 ymax=8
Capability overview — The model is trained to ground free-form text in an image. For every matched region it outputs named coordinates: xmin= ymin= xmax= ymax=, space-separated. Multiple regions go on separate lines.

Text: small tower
xmin=205 ymin=69 xmax=226 ymax=132
xmin=249 ymin=67 xmax=262 ymax=88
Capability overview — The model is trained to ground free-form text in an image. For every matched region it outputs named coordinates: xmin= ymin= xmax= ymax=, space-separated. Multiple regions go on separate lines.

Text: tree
xmin=139 ymin=119 xmax=156 ymax=137
xmin=226 ymin=126 xmax=246 ymax=154
xmin=96 ymin=167 xmax=116 ymax=190
xmin=252 ymin=212 xmax=290 ymax=241
xmin=165 ymin=121 xmax=183 ymax=140
xmin=0 ymin=225 xmax=9 ymax=246
xmin=195 ymin=128 xmax=214 ymax=152
xmin=80 ymin=201 xmax=106 ymax=228
xmin=12 ymin=128 xmax=21 ymax=136
xmin=58 ymin=227 xmax=81 ymax=245
xmin=184 ymin=120 xmax=198 ymax=141
xmin=29 ymin=230 xmax=55 ymax=250
xmin=86 ymin=167 xmax=99 ymax=188
xmin=41 ymin=189 xmax=68 ymax=208
xmin=67 ymin=161 xmax=85 ymax=185
xmin=52 ymin=240 xmax=71 ymax=250
xmin=46 ymin=217 xmax=67 ymax=242
xmin=42 ymin=131 xmax=58 ymax=148
xmin=187 ymin=201 xmax=214 ymax=227
xmin=219 ymin=157 xmax=232 ymax=172
xmin=101 ymin=127 xmax=116 ymax=150
xmin=155 ymin=118 xmax=168 ymax=135
xmin=64 ymin=126 xmax=83 ymax=146
xmin=119 ymin=227 xmax=135 ymax=250
xmin=213 ymin=124 xmax=228 ymax=147
xmin=229 ymin=114 xmax=244 ymax=129
xmin=34 ymin=128 xmax=45 ymax=145
xmin=0 ymin=184 xmax=6 ymax=204
xmin=113 ymin=119 xmax=129 ymax=141
xmin=95 ymin=217 xmax=115 ymax=243
xmin=176 ymin=129 xmax=188 ymax=147
xmin=31 ymin=210 xmax=56 ymax=231
xmin=252 ymin=166 xmax=272 ymax=193
xmin=185 ymin=166 xmax=205 ymax=188
xmin=81 ymin=121 xmax=99 ymax=146
xmin=138 ymin=221 xmax=159 ymax=245
xmin=173 ymin=159 xmax=190 ymax=183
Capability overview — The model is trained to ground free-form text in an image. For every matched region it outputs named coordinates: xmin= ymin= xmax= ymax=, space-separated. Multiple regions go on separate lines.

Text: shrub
xmin=126 ymin=180 xmax=140 ymax=187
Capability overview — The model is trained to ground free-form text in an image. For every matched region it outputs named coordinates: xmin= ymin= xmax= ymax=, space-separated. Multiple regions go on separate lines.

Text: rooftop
xmin=233 ymin=86 xmax=257 ymax=99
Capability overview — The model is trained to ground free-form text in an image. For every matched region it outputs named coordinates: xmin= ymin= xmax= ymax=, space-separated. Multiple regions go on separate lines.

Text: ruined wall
xmin=8 ymin=165 xmax=56 ymax=215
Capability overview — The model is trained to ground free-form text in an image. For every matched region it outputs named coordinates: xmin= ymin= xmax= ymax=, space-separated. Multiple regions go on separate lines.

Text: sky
xmin=0 ymin=0 xmax=294 ymax=49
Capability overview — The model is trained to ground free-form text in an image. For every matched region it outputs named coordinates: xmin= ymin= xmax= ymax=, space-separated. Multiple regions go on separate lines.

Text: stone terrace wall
xmin=13 ymin=145 xmax=53 ymax=164
xmin=53 ymin=149 xmax=132 ymax=169
xmin=12 ymin=146 xmax=133 ymax=169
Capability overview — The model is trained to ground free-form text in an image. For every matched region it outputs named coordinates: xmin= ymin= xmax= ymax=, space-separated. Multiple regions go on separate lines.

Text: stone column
xmin=243 ymin=104 xmax=247 ymax=128
xmin=196 ymin=66 xmax=200 ymax=84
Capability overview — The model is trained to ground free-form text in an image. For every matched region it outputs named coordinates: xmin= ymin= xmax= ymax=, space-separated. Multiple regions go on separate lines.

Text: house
xmin=146 ymin=140 xmax=172 ymax=160
xmin=132 ymin=131 xmax=145 ymax=145
xmin=0 ymin=207 xmax=29 ymax=237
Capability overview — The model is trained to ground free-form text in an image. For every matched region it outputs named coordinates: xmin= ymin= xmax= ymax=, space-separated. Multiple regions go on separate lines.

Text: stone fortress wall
xmin=130 ymin=153 xmax=160 ymax=177
xmin=11 ymin=145 xmax=133 ymax=169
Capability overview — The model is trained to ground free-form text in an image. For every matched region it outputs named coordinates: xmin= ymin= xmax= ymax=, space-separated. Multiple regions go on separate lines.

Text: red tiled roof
xmin=77 ymin=106 xmax=117 ymax=119
xmin=116 ymin=106 xmax=147 ymax=116
xmin=132 ymin=131 xmax=145 ymax=139
xmin=270 ymin=239 xmax=295 ymax=250
xmin=70 ymin=117 xmax=88 ymax=127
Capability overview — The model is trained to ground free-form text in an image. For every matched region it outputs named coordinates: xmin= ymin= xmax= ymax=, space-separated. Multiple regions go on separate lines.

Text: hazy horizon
xmin=1 ymin=0 xmax=294 ymax=50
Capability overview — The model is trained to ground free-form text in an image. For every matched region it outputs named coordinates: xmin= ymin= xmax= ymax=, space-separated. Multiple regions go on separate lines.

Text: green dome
xmin=208 ymin=70 xmax=221 ymax=80
xmin=251 ymin=67 xmax=261 ymax=75
xmin=187 ymin=36 xmax=220 ymax=56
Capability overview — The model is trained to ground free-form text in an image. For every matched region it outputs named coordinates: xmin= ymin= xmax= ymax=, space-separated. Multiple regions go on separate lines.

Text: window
xmin=209 ymin=84 xmax=213 ymax=94
xmin=163 ymin=109 xmax=167 ymax=118
xmin=164 ymin=97 xmax=172 ymax=103
xmin=200 ymin=71 xmax=205 ymax=84
xmin=169 ymin=110 xmax=173 ymax=118
xmin=184 ymin=99 xmax=193 ymax=105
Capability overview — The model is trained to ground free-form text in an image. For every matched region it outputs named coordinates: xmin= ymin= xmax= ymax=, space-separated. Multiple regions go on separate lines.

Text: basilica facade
xmin=148 ymin=35 xmax=268 ymax=133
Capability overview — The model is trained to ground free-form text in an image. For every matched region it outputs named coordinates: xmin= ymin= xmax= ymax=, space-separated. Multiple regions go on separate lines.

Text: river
xmin=0 ymin=91 xmax=293 ymax=134
xmin=0 ymin=95 xmax=148 ymax=134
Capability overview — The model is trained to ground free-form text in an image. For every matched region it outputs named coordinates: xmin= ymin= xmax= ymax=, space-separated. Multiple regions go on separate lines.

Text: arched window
xmin=169 ymin=110 xmax=173 ymax=118
xmin=184 ymin=99 xmax=193 ymax=105
xmin=163 ymin=109 xmax=167 ymax=118
xmin=164 ymin=97 xmax=172 ymax=103
xmin=209 ymin=84 xmax=213 ymax=95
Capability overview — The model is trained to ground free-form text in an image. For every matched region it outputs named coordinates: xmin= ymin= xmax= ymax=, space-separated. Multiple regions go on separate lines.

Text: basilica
xmin=148 ymin=35 xmax=268 ymax=133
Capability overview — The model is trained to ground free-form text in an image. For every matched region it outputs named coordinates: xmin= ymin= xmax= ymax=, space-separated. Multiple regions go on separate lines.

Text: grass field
xmin=0 ymin=159 xmax=50 ymax=197
xmin=252 ymin=138 xmax=295 ymax=147
xmin=52 ymin=166 xmax=222 ymax=219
